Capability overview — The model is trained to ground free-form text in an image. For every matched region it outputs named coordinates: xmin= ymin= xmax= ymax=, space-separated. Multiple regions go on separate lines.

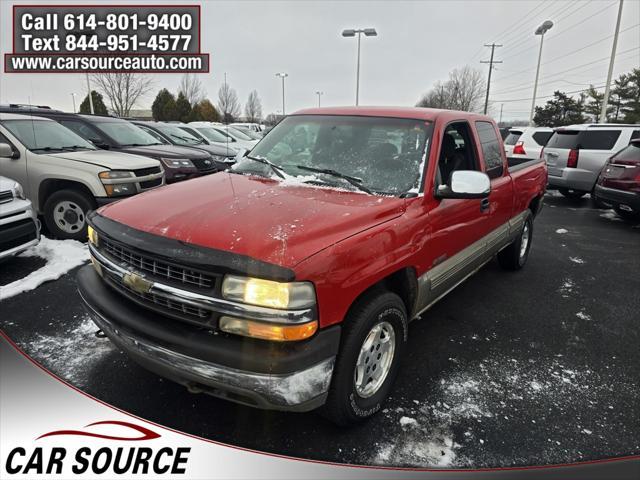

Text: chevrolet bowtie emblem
xmin=122 ymin=272 xmax=152 ymax=294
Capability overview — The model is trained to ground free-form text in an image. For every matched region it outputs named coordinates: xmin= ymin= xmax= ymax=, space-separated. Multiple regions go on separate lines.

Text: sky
xmin=0 ymin=0 xmax=638 ymax=122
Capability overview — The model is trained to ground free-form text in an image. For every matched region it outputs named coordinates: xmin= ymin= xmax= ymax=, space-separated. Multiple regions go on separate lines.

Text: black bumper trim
xmin=594 ymin=185 xmax=640 ymax=211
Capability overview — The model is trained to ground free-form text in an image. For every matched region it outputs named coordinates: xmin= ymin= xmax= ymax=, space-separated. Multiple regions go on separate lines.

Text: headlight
xmin=160 ymin=158 xmax=195 ymax=169
xmin=87 ymin=225 xmax=99 ymax=246
xmin=12 ymin=182 xmax=26 ymax=200
xmin=210 ymin=155 xmax=227 ymax=162
xmin=99 ymin=171 xmax=137 ymax=197
xmin=219 ymin=316 xmax=317 ymax=342
xmin=222 ymin=275 xmax=316 ymax=309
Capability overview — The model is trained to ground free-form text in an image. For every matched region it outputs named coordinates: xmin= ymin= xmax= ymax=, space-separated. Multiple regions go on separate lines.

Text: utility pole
xmin=481 ymin=43 xmax=502 ymax=115
xmin=601 ymin=0 xmax=624 ymax=123
xmin=499 ymin=103 xmax=504 ymax=126
xmin=315 ymin=91 xmax=323 ymax=107
xmin=276 ymin=73 xmax=288 ymax=115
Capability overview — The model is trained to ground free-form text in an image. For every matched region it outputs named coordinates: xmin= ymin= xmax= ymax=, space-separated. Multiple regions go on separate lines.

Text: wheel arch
xmin=39 ymin=179 xmax=97 ymax=212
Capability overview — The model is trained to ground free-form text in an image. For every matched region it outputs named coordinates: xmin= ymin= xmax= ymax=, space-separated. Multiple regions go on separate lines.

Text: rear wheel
xmin=559 ymin=188 xmax=586 ymax=199
xmin=498 ymin=212 xmax=533 ymax=271
xmin=320 ymin=290 xmax=408 ymax=426
xmin=43 ymin=189 xmax=95 ymax=240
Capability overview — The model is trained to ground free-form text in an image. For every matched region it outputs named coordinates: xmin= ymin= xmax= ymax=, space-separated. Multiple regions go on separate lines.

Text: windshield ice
xmin=233 ymin=114 xmax=431 ymax=195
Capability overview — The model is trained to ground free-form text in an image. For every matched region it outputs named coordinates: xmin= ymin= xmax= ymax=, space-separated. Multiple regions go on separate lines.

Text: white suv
xmin=0 ymin=176 xmax=40 ymax=260
xmin=504 ymin=126 xmax=553 ymax=165
xmin=543 ymin=124 xmax=640 ymax=198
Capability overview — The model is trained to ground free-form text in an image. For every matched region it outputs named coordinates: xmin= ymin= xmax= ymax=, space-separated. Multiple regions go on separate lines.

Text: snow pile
xmin=19 ymin=316 xmax=115 ymax=387
xmin=599 ymin=210 xmax=622 ymax=222
xmin=556 ymin=228 xmax=568 ymax=234
xmin=0 ymin=237 xmax=89 ymax=301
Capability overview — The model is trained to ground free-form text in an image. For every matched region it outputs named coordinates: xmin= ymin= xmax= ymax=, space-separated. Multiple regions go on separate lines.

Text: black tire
xmin=320 ymin=290 xmax=408 ymax=427
xmin=498 ymin=212 xmax=533 ymax=271
xmin=614 ymin=207 xmax=640 ymax=221
xmin=43 ymin=189 xmax=95 ymax=240
xmin=559 ymin=188 xmax=586 ymax=199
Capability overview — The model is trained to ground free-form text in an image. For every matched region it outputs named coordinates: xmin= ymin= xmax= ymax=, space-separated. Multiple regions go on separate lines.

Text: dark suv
xmin=595 ymin=139 xmax=640 ymax=220
xmin=0 ymin=107 xmax=214 ymax=183
xmin=131 ymin=121 xmax=237 ymax=173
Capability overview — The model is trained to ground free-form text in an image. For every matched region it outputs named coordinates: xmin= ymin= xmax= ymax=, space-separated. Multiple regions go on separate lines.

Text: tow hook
xmin=94 ymin=329 xmax=106 ymax=338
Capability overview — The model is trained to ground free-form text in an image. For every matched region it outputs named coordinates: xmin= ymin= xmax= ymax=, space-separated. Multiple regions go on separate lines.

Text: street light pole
xmin=315 ymin=91 xmax=323 ymax=107
xmin=529 ymin=20 xmax=554 ymax=126
xmin=70 ymin=93 xmax=77 ymax=113
xmin=342 ymin=28 xmax=377 ymax=106
xmin=85 ymin=73 xmax=94 ymax=114
xmin=600 ymin=0 xmax=624 ymax=123
xmin=275 ymin=72 xmax=288 ymax=116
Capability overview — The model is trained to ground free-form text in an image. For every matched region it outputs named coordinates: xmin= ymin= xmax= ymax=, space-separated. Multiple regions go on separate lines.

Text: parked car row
xmin=0 ymin=104 xmax=263 ymax=247
xmin=502 ymin=123 xmax=640 ymax=220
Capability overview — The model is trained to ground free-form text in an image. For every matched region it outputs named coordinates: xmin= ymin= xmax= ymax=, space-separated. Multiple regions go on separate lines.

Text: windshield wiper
xmin=170 ymin=133 xmax=202 ymax=144
xmin=60 ymin=145 xmax=93 ymax=151
xmin=244 ymin=155 xmax=286 ymax=179
xmin=295 ymin=165 xmax=372 ymax=194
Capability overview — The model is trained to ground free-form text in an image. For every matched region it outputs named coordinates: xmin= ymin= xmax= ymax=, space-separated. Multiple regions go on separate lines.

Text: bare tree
xmin=244 ymin=90 xmax=263 ymax=123
xmin=179 ymin=73 xmax=205 ymax=106
xmin=416 ymin=66 xmax=486 ymax=112
xmin=217 ymin=83 xmax=241 ymax=123
xmin=90 ymin=73 xmax=153 ymax=117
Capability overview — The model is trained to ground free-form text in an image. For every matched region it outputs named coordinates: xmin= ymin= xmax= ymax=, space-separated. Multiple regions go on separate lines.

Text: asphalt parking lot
xmin=1 ymin=191 xmax=639 ymax=468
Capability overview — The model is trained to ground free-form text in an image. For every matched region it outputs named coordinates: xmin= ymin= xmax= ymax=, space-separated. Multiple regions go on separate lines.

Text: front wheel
xmin=320 ymin=290 xmax=408 ymax=426
xmin=43 ymin=189 xmax=95 ymax=240
xmin=498 ymin=213 xmax=533 ymax=271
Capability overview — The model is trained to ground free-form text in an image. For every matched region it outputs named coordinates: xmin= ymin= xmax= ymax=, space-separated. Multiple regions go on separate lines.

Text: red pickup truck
xmin=77 ymin=107 xmax=547 ymax=425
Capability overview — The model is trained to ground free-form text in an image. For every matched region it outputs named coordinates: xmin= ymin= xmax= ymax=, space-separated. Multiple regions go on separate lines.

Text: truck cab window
xmin=436 ymin=122 xmax=478 ymax=186
xmin=475 ymin=121 xmax=504 ymax=178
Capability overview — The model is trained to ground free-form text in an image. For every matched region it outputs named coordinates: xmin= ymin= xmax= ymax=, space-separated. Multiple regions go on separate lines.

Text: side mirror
xmin=436 ymin=170 xmax=491 ymax=199
xmin=89 ymin=138 xmax=109 ymax=149
xmin=0 ymin=143 xmax=18 ymax=159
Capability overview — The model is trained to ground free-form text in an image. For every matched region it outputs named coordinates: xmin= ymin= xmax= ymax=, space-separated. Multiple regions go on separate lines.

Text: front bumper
xmin=547 ymin=167 xmax=596 ymax=192
xmin=594 ymin=184 xmax=640 ymax=212
xmin=77 ymin=266 xmax=340 ymax=411
xmin=0 ymin=204 xmax=40 ymax=260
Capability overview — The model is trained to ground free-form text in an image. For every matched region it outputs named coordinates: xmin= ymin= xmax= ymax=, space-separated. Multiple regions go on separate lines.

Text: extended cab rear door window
xmin=475 ymin=121 xmax=504 ymax=178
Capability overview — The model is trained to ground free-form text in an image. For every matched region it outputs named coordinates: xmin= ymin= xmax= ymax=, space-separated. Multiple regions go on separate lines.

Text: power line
xmin=495 ymin=24 xmax=639 ymax=83
xmin=493 ymin=49 xmax=638 ymax=95
xmin=501 ymin=1 xmax=617 ymax=62
xmin=496 ymin=83 xmax=607 ymax=103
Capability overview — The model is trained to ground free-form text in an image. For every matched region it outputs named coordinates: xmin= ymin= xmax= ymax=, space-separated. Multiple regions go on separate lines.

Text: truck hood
xmin=99 ymin=173 xmax=406 ymax=268
xmin=49 ymin=150 xmax=160 ymax=170
xmin=119 ymin=144 xmax=210 ymax=160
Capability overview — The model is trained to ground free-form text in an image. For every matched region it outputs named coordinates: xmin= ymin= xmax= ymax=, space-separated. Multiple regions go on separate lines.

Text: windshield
xmin=225 ymin=126 xmax=254 ymax=141
xmin=232 ymin=114 xmax=432 ymax=195
xmin=155 ymin=124 xmax=203 ymax=145
xmin=194 ymin=126 xmax=231 ymax=143
xmin=2 ymin=119 xmax=96 ymax=152
xmin=94 ymin=121 xmax=162 ymax=147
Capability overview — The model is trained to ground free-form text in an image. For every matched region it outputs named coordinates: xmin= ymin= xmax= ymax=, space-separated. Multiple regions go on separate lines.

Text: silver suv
xmin=0 ymin=176 xmax=40 ymax=260
xmin=0 ymin=113 xmax=164 ymax=240
xmin=544 ymin=124 xmax=640 ymax=199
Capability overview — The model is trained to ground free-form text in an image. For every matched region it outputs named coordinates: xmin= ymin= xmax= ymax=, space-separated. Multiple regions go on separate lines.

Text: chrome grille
xmin=100 ymin=237 xmax=215 ymax=290
xmin=116 ymin=278 xmax=209 ymax=319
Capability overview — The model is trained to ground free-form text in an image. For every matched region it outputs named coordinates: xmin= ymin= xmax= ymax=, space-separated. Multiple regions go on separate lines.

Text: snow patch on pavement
xmin=18 ymin=316 xmax=115 ymax=387
xmin=569 ymin=257 xmax=585 ymax=264
xmin=555 ymin=228 xmax=568 ymax=234
xmin=0 ymin=237 xmax=89 ymax=301
xmin=599 ymin=210 xmax=623 ymax=222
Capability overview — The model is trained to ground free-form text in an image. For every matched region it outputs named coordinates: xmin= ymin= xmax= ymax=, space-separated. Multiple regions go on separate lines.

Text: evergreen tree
xmin=175 ymin=92 xmax=192 ymax=123
xmin=152 ymin=89 xmax=177 ymax=121
xmin=79 ymin=90 xmax=108 ymax=115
